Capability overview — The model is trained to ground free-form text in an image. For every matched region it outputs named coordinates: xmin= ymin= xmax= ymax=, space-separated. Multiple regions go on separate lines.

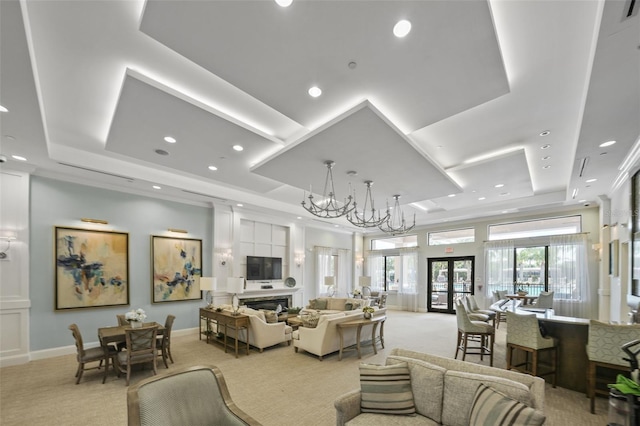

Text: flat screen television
xmin=246 ymin=256 xmax=282 ymax=280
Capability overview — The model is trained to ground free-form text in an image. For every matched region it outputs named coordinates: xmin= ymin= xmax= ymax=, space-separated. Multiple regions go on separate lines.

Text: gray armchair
xmin=127 ymin=365 xmax=261 ymax=426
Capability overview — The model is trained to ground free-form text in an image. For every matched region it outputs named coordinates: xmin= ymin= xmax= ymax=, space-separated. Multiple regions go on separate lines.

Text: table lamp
xmin=227 ymin=277 xmax=245 ymax=315
xmin=324 ymin=276 xmax=336 ymax=297
xmin=359 ymin=276 xmax=372 ymax=297
xmin=200 ymin=277 xmax=216 ymax=308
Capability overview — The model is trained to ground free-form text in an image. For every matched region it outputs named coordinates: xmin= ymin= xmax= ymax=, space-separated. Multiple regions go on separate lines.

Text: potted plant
xmin=363 ymin=306 xmax=375 ymax=319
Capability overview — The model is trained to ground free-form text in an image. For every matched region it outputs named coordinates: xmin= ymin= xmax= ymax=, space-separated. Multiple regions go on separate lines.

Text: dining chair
xmin=68 ymin=323 xmax=117 ymax=384
xmin=157 ymin=314 xmax=175 ymax=368
xmin=533 ymin=291 xmax=554 ymax=309
xmin=116 ymin=325 xmax=159 ymax=386
xmin=127 ymin=365 xmax=262 ymax=426
xmin=117 ymin=314 xmax=129 ymax=326
xmin=505 ymin=311 xmax=558 ymax=387
xmin=490 ymin=291 xmax=508 ymax=328
xmin=454 ymin=300 xmax=494 ymax=366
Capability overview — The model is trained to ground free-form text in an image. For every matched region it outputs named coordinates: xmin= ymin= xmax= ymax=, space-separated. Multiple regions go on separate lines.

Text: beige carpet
xmin=0 ymin=310 xmax=609 ymax=425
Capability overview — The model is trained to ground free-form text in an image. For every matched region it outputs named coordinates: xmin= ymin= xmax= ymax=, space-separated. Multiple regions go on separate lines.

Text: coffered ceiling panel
xmin=140 ymin=0 xmax=509 ymax=132
xmin=106 ymin=74 xmax=284 ymax=193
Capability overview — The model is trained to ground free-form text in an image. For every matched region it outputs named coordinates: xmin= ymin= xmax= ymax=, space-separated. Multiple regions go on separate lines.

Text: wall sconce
xmin=295 ymin=253 xmax=305 ymax=267
xmin=218 ymin=249 xmax=233 ymax=266
xmin=592 ymin=243 xmax=602 ymax=251
xmin=356 ymin=256 xmax=364 ymax=269
xmin=0 ymin=230 xmax=17 ymax=260
xmin=81 ymin=218 xmax=108 ymax=225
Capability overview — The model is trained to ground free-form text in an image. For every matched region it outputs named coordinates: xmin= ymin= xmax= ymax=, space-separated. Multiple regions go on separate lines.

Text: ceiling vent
xmin=578 ymin=157 xmax=590 ymax=177
xmin=624 ymin=0 xmax=637 ymax=19
xmin=58 ymin=162 xmax=134 ymax=182
xmin=180 ymin=189 xmax=227 ymax=202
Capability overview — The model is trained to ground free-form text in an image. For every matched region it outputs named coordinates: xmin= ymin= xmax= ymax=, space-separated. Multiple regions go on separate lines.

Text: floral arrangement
xmin=125 ymin=308 xmax=147 ymax=322
xmin=353 ymin=288 xmax=362 ymax=296
xmin=363 ymin=306 xmax=375 ymax=314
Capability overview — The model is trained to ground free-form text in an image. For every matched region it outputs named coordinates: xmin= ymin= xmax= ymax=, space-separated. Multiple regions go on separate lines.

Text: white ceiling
xmin=1 ymin=0 xmax=639 ymax=233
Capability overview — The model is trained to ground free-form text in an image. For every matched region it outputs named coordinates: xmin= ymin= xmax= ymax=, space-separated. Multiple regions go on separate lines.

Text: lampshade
xmin=359 ymin=276 xmax=371 ymax=287
xmin=200 ymin=277 xmax=216 ymax=292
xmin=227 ymin=277 xmax=245 ymax=294
xmin=324 ymin=276 xmax=336 ymax=287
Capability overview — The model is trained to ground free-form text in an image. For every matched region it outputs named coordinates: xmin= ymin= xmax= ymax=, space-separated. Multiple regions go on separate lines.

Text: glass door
xmin=427 ymin=256 xmax=474 ymax=313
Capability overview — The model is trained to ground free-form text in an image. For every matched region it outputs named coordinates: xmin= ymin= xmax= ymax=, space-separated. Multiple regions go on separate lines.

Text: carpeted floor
xmin=0 ymin=310 xmax=609 ymax=425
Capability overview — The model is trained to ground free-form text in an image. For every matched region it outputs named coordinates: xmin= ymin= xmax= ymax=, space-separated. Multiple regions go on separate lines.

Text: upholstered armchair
xmin=127 ymin=365 xmax=261 ymax=426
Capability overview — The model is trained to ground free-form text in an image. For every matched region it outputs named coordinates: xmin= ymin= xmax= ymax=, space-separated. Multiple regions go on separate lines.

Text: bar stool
xmin=454 ymin=300 xmax=494 ymax=366
xmin=466 ymin=295 xmax=496 ymax=328
xmin=506 ymin=311 xmax=558 ymax=387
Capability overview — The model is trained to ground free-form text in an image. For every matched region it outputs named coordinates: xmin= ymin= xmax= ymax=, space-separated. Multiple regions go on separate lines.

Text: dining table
xmin=98 ymin=322 xmax=165 ymax=383
xmin=505 ymin=293 xmax=538 ymax=306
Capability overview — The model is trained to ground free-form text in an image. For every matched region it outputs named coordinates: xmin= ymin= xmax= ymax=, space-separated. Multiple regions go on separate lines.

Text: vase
xmin=130 ymin=320 xmax=142 ymax=328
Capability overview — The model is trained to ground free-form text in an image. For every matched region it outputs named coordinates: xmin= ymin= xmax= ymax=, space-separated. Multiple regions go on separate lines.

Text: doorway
xmin=427 ymin=256 xmax=474 ymax=313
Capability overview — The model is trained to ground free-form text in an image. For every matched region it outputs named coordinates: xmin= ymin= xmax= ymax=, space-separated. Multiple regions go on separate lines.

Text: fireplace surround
xmin=241 ymin=296 xmax=291 ymax=312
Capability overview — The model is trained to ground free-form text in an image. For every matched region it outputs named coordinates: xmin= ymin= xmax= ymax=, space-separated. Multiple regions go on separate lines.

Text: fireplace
xmin=241 ymin=296 xmax=291 ymax=312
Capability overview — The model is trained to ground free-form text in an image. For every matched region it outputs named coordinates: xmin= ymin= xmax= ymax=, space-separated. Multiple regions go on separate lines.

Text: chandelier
xmin=378 ymin=195 xmax=415 ymax=235
xmin=347 ymin=181 xmax=388 ymax=228
xmin=301 ymin=160 xmax=354 ymax=219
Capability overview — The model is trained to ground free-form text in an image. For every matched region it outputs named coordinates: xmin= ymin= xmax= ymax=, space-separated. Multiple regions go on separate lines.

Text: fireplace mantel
xmin=237 ymin=287 xmax=301 ymax=300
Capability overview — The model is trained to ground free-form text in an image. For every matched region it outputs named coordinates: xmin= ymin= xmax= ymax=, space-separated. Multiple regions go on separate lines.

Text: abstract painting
xmin=152 ymin=236 xmax=202 ymax=303
xmin=55 ymin=226 xmax=129 ymax=310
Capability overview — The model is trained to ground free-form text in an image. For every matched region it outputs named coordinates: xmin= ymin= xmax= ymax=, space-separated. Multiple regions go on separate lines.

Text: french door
xmin=427 ymin=256 xmax=475 ymax=313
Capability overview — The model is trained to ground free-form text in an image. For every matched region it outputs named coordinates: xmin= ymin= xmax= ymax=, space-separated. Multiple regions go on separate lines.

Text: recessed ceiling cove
xmin=106 ymin=74 xmax=283 ymax=193
xmin=253 ymin=101 xmax=460 ymax=205
xmin=140 ymin=0 xmax=509 ymax=132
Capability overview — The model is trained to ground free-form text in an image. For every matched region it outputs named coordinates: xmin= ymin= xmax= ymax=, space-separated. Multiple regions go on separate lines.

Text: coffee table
xmin=287 ymin=316 xmax=303 ymax=330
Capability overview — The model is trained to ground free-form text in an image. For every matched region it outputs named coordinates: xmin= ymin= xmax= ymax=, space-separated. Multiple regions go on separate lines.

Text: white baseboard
xmin=2 ymin=327 xmax=200 ymax=367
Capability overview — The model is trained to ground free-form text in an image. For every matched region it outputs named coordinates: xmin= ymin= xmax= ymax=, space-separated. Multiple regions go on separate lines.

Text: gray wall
xmin=30 ymin=177 xmax=213 ymax=351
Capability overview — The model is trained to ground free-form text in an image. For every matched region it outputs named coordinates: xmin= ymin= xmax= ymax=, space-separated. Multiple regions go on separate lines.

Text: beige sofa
xmin=219 ymin=305 xmax=292 ymax=352
xmin=293 ymin=308 xmax=386 ymax=360
xmin=301 ymin=297 xmax=371 ymax=315
xmin=335 ymin=348 xmax=545 ymax=425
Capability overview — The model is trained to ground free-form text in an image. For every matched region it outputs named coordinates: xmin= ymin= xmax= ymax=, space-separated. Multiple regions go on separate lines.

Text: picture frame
xmin=609 ymin=239 xmax=619 ymax=277
xmin=152 ymin=235 xmax=202 ymax=303
xmin=55 ymin=226 xmax=129 ymax=310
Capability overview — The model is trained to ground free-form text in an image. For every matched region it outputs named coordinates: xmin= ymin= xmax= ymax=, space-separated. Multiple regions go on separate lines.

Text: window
xmin=428 ymin=228 xmax=475 ymax=245
xmin=367 ymin=251 xmax=417 ymax=293
xmin=488 ymin=216 xmax=581 ymax=240
xmin=371 ymin=235 xmax=417 ymax=250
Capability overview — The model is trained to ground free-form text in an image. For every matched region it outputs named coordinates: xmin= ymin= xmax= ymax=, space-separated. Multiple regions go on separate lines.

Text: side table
xmin=199 ymin=308 xmax=250 ymax=358
xmin=337 ymin=315 xmax=386 ymax=361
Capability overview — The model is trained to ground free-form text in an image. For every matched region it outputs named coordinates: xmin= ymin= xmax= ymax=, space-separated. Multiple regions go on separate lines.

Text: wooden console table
xmin=199 ymin=308 xmax=250 ymax=358
xmin=337 ymin=315 xmax=386 ymax=361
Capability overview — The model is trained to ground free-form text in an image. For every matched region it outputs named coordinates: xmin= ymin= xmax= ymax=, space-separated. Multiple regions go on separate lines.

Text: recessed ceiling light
xmin=12 ymin=155 xmax=27 ymax=161
xmin=274 ymin=0 xmax=292 ymax=7
xmin=393 ymin=20 xmax=412 ymax=38
xmin=478 ymin=197 xmax=486 ymax=201
xmin=233 ymin=145 xmax=244 ymax=152
xmin=599 ymin=140 xmax=616 ymax=147
xmin=334 ymin=224 xmax=339 ymax=228
xmin=155 ymin=149 xmax=169 ymax=156
xmin=542 ymin=156 xmax=550 ymax=160
xmin=208 ymin=165 xmax=218 ymax=171
xmin=448 ymin=194 xmax=456 ymax=198
xmin=297 ymin=216 xmax=302 ymax=220
xmin=0 ymin=105 xmax=8 ymax=113
xmin=152 ymin=185 xmax=161 ymax=190
xmin=543 ymin=165 xmax=551 ymax=169
xmin=164 ymin=136 xmax=176 ymax=143
xmin=541 ymin=144 xmax=551 ymax=149
xmin=494 ymin=184 xmax=504 ymax=188
xmin=236 ymin=203 xmax=243 ymax=207
xmin=539 ymin=130 xmax=550 ymax=136
xmin=586 ymin=178 xmax=597 ymax=183
xmin=578 ymin=199 xmax=587 ymax=203
xmin=500 ymin=192 xmax=510 ymax=196
xmin=308 ymin=86 xmax=322 ymax=97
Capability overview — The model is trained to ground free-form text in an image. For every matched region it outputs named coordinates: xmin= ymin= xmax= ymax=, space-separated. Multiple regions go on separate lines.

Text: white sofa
xmin=335 ymin=348 xmax=546 ymax=425
xmin=293 ymin=308 xmax=386 ymax=360
xmin=219 ymin=305 xmax=292 ymax=352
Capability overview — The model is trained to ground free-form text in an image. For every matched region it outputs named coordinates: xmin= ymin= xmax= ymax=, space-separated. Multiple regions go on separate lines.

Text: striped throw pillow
xmin=469 ymin=384 xmax=546 ymax=426
xmin=359 ymin=362 xmax=416 ymax=415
